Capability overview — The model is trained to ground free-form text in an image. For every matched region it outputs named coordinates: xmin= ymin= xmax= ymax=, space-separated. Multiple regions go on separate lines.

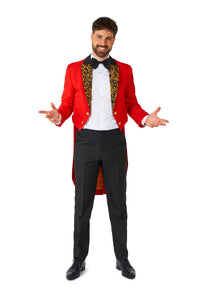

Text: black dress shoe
xmin=116 ymin=259 xmax=136 ymax=279
xmin=66 ymin=258 xmax=86 ymax=280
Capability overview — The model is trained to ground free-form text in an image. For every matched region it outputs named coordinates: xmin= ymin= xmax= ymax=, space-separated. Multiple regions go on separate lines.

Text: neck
xmin=91 ymin=51 xmax=109 ymax=61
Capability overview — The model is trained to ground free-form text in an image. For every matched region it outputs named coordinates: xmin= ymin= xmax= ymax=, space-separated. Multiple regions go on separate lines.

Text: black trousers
xmin=73 ymin=128 xmax=128 ymax=262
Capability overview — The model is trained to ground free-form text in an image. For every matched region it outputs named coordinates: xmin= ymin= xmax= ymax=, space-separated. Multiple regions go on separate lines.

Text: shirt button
xmin=86 ymin=112 xmax=90 ymax=116
xmin=114 ymin=112 xmax=117 ymax=115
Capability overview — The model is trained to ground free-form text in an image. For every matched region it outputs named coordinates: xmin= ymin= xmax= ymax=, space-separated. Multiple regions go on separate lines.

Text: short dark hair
xmin=92 ymin=17 xmax=118 ymax=37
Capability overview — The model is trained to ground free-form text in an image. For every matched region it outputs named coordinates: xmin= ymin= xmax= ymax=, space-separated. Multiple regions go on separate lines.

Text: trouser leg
xmin=101 ymin=129 xmax=128 ymax=261
xmin=73 ymin=130 xmax=100 ymax=261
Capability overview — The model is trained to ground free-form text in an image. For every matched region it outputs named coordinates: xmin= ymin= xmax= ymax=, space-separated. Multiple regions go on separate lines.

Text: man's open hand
xmin=38 ymin=103 xmax=60 ymax=124
xmin=145 ymin=107 xmax=169 ymax=128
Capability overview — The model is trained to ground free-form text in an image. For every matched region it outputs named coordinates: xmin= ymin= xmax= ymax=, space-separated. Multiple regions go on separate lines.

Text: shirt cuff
xmin=55 ymin=113 xmax=62 ymax=125
xmin=141 ymin=115 xmax=148 ymax=126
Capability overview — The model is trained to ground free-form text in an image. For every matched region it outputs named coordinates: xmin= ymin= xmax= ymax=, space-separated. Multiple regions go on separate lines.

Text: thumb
xmin=154 ymin=107 xmax=161 ymax=115
xmin=50 ymin=102 xmax=57 ymax=110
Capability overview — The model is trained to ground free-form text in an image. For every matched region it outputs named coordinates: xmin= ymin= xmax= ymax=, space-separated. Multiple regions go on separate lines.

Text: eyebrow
xmin=96 ymin=34 xmax=113 ymax=39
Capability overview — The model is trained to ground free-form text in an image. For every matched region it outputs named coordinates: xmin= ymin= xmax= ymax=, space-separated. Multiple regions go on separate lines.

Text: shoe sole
xmin=116 ymin=265 xmax=136 ymax=279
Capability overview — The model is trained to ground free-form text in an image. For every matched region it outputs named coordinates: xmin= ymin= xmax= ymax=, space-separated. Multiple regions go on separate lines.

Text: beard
xmin=92 ymin=44 xmax=112 ymax=58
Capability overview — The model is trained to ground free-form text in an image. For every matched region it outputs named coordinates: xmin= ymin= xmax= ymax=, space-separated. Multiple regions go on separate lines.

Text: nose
xmin=100 ymin=38 xmax=107 ymax=46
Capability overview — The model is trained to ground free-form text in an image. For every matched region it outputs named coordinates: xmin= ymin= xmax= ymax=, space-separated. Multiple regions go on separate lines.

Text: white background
xmin=1 ymin=0 xmax=200 ymax=297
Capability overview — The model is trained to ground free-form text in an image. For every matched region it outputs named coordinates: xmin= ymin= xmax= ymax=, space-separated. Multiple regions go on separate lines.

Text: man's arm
xmin=38 ymin=65 xmax=75 ymax=126
xmin=56 ymin=65 xmax=75 ymax=126
xmin=126 ymin=66 xmax=168 ymax=128
xmin=125 ymin=66 xmax=149 ymax=127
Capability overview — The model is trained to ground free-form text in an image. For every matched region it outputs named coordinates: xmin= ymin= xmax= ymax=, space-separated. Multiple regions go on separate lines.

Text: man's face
xmin=91 ymin=29 xmax=115 ymax=59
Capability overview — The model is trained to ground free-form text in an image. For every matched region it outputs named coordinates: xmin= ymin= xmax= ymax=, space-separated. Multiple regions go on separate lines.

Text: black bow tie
xmin=91 ymin=57 xmax=111 ymax=69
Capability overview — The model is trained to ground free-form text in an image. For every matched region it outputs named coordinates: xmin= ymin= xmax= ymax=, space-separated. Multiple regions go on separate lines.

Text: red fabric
xmin=57 ymin=58 xmax=149 ymax=195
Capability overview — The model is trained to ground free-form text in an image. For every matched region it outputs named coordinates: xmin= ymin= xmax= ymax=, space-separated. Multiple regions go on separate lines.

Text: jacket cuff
xmin=141 ymin=115 xmax=148 ymax=126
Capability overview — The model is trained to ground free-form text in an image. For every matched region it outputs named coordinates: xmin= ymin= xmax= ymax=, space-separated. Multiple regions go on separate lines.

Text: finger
xmin=49 ymin=118 xmax=57 ymax=124
xmin=159 ymin=118 xmax=169 ymax=123
xmin=154 ymin=107 xmax=161 ymax=115
xmin=38 ymin=110 xmax=49 ymax=114
xmin=50 ymin=102 xmax=57 ymax=110
xmin=46 ymin=115 xmax=56 ymax=122
xmin=47 ymin=116 xmax=54 ymax=122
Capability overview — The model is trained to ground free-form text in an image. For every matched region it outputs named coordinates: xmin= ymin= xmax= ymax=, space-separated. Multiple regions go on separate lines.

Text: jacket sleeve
xmin=57 ymin=65 xmax=75 ymax=126
xmin=125 ymin=66 xmax=149 ymax=127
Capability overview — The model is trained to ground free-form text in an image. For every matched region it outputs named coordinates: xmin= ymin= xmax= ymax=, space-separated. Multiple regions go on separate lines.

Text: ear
xmin=91 ymin=32 xmax=94 ymax=40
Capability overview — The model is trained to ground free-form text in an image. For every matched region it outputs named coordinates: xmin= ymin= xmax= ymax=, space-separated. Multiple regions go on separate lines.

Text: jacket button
xmin=118 ymin=122 xmax=121 ymax=125
xmin=86 ymin=112 xmax=90 ymax=115
xmin=81 ymin=121 xmax=84 ymax=124
xmin=114 ymin=112 xmax=117 ymax=115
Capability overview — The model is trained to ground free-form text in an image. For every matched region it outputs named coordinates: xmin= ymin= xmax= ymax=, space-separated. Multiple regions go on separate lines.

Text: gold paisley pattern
xmin=81 ymin=64 xmax=93 ymax=110
xmin=109 ymin=64 xmax=119 ymax=111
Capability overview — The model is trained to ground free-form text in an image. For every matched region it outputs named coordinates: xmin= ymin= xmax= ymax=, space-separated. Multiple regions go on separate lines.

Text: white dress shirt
xmin=83 ymin=55 xmax=118 ymax=130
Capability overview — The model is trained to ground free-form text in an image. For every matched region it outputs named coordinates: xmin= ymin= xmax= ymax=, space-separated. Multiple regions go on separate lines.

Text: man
xmin=39 ymin=17 xmax=168 ymax=280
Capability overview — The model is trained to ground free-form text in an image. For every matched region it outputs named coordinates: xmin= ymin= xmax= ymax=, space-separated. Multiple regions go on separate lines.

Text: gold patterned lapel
xmin=81 ymin=62 xmax=93 ymax=111
xmin=81 ymin=56 xmax=119 ymax=111
xmin=109 ymin=62 xmax=119 ymax=111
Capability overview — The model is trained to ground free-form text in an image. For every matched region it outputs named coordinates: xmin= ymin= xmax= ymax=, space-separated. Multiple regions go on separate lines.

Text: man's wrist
xmin=55 ymin=113 xmax=62 ymax=125
xmin=141 ymin=115 xmax=148 ymax=126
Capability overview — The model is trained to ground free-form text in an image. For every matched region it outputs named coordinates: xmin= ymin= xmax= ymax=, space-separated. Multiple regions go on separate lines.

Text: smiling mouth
xmin=97 ymin=46 xmax=108 ymax=51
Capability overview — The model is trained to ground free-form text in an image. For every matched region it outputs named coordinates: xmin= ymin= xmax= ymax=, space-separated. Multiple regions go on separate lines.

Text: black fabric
xmin=73 ymin=128 xmax=128 ymax=261
xmin=83 ymin=55 xmax=117 ymax=68
xmin=91 ymin=57 xmax=112 ymax=69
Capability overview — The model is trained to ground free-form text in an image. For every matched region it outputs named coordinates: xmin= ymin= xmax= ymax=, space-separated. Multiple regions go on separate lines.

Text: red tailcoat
xmin=57 ymin=56 xmax=149 ymax=195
